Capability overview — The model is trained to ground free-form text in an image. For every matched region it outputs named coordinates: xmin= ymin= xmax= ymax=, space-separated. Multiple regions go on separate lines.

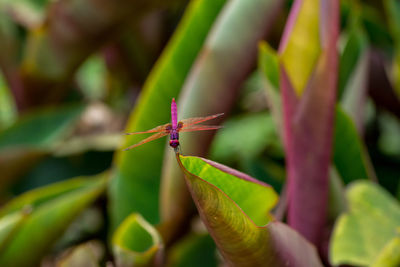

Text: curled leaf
xmin=176 ymin=154 xmax=322 ymax=266
xmin=112 ymin=213 xmax=163 ymax=267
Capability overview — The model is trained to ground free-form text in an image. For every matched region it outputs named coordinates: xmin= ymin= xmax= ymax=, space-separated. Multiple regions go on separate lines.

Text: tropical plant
xmin=0 ymin=0 xmax=399 ymax=266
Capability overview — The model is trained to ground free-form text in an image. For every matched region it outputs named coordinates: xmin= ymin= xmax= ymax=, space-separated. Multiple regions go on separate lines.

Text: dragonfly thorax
xmin=169 ymin=131 xmax=179 ymax=148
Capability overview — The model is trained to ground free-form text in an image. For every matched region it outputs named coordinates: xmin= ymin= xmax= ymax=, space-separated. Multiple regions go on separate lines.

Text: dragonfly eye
xmin=169 ymin=140 xmax=179 ymax=148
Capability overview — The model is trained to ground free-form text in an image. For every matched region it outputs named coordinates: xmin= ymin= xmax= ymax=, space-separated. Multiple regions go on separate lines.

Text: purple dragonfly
xmin=124 ymin=98 xmax=223 ymax=151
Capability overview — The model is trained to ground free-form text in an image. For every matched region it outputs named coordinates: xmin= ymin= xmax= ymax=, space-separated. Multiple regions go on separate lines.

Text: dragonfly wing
xmin=179 ymin=113 xmax=224 ymax=128
xmin=179 ymin=125 xmax=223 ymax=133
xmin=124 ymin=132 xmax=169 ymax=150
xmin=125 ymin=122 xmax=171 ymax=135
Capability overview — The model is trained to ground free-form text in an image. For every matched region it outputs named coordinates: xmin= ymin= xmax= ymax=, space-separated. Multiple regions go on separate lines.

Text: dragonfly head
xmin=169 ymin=139 xmax=179 ymax=149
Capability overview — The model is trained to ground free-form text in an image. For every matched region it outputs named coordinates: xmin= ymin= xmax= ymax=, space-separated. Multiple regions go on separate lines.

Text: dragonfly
xmin=124 ymin=98 xmax=223 ymax=152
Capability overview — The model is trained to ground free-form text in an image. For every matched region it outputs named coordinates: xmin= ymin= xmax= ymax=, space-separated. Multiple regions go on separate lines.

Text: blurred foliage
xmin=0 ymin=75 xmax=16 ymax=129
xmin=0 ymin=0 xmax=399 ymax=266
xmin=330 ymin=180 xmax=400 ymax=266
xmin=166 ymin=233 xmax=217 ymax=267
xmin=112 ymin=213 xmax=163 ymax=266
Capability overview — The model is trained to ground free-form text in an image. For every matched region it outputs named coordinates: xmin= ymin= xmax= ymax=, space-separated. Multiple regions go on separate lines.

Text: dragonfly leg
xmin=174 ymin=144 xmax=180 ymax=154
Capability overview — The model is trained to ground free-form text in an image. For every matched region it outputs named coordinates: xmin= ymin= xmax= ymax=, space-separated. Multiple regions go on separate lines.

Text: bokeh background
xmin=0 ymin=0 xmax=399 ymax=266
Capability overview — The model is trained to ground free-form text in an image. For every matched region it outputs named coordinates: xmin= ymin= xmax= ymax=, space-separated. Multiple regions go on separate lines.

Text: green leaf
xmin=378 ymin=111 xmax=400 ymax=156
xmin=338 ymin=24 xmax=368 ymax=98
xmin=258 ymin=43 xmax=279 ymax=91
xmin=0 ymin=104 xmax=84 ymax=150
xmin=330 ymin=180 xmax=400 ymax=266
xmin=0 ymin=104 xmax=85 ymax=185
xmin=109 ymin=0 xmax=227 ymax=228
xmin=0 ymin=211 xmax=26 ymax=253
xmin=361 ymin=4 xmax=392 ymax=50
xmin=0 ymin=175 xmax=102 ymax=217
xmin=280 ymin=0 xmax=321 ymax=94
xmin=110 ymin=0 xmax=225 ymax=230
xmin=0 ymin=74 xmax=17 ymax=129
xmin=112 ymin=213 xmax=163 ymax=267
xmin=339 ymin=20 xmax=370 ymax=132
xmin=0 ymin=173 xmax=107 ymax=266
xmin=333 ymin=106 xmax=372 ymax=183
xmin=371 ymin=235 xmax=400 ymax=267
xmin=384 ymin=0 xmax=400 ymax=99
xmin=54 ymin=133 xmax=122 ymax=157
xmin=0 ymin=1 xmax=22 ymax=113
xmin=160 ymin=0 xmax=282 ymax=242
xmin=180 ymin=155 xmax=277 ymax=226
xmin=327 ymin=167 xmax=346 ymax=221
xmin=166 ymin=233 xmax=217 ymax=267
xmin=258 ymin=42 xmax=282 ymax=134
xmin=210 ymin=112 xmax=282 ymax=163
xmin=76 ymin=54 xmax=107 ymax=101
xmin=176 ymin=155 xmax=322 ymax=266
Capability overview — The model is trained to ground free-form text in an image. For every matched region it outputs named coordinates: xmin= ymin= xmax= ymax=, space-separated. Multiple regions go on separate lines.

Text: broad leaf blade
xmin=180 ymin=155 xmax=277 ymax=226
xmin=112 ymin=213 xmax=163 ymax=267
xmin=0 ymin=104 xmax=84 ymax=150
xmin=371 ymin=235 xmax=400 ymax=267
xmin=0 ymin=75 xmax=17 ymax=129
xmin=0 ymin=211 xmax=26 ymax=253
xmin=176 ymin=154 xmax=322 ymax=266
xmin=333 ymin=106 xmax=372 ymax=183
xmin=339 ymin=20 xmax=370 ymax=133
xmin=330 ymin=180 xmax=400 ymax=266
xmin=258 ymin=42 xmax=282 ymax=134
xmin=0 ymin=104 xmax=84 ymax=185
xmin=109 ymin=0 xmax=227 ymax=228
xmin=160 ymin=0 xmax=283 ymax=242
xmin=210 ymin=112 xmax=282 ymax=163
xmin=0 ymin=175 xmax=101 ymax=217
xmin=0 ymin=173 xmax=107 ymax=266
xmin=166 ymin=233 xmax=217 ymax=267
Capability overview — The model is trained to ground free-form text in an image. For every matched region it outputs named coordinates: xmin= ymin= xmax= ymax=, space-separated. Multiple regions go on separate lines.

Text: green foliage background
xmin=0 ymin=0 xmax=399 ymax=266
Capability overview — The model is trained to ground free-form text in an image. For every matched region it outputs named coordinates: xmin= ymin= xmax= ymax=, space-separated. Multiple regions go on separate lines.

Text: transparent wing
xmin=123 ymin=132 xmax=169 ymax=150
xmin=179 ymin=125 xmax=223 ymax=133
xmin=125 ymin=122 xmax=171 ymax=135
xmin=179 ymin=113 xmax=224 ymax=128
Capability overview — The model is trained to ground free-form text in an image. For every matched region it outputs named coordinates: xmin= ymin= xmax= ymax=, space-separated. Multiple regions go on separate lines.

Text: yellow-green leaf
xmin=279 ymin=0 xmax=321 ymax=94
xmin=112 ymin=213 xmax=163 ymax=267
xmin=176 ymin=154 xmax=322 ymax=266
xmin=330 ymin=181 xmax=400 ymax=266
